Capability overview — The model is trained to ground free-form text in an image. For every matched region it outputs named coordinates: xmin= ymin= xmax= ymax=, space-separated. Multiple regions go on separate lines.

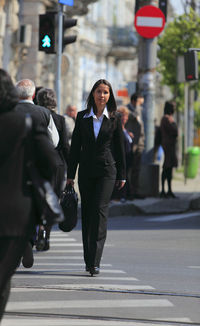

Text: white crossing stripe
xmin=11 ymin=284 xmax=154 ymax=292
xmin=50 ymin=243 xmax=82 ymax=246
xmin=48 ymin=243 xmax=113 ymax=247
xmin=2 ymin=317 xmax=179 ymax=326
xmin=6 ymin=299 xmax=173 ymax=310
xmin=34 ymin=255 xmax=83 ymax=259
xmin=34 ymin=249 xmax=83 ymax=259
xmin=50 ymin=238 xmax=76 ymax=242
xmin=29 ymin=263 xmax=112 ymax=267
xmin=18 ymin=268 xmax=126 ymax=273
xmin=34 ymin=252 xmax=83 ymax=255
xmin=14 ymin=275 xmax=139 ymax=281
xmin=188 ymin=265 xmax=200 ymax=269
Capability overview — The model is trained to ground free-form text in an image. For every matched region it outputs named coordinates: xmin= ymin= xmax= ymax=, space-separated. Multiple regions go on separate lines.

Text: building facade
xmin=0 ymin=0 xmax=137 ymax=113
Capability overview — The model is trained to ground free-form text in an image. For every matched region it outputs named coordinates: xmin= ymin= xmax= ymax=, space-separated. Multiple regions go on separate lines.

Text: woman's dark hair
xmin=164 ymin=101 xmax=176 ymax=115
xmin=0 ymin=69 xmax=19 ymax=113
xmin=86 ymin=79 xmax=117 ymax=114
xmin=37 ymin=88 xmax=57 ymax=111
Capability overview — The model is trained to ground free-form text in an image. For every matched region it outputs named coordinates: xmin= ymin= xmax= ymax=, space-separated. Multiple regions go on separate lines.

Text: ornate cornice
xmin=62 ymin=0 xmax=99 ymax=16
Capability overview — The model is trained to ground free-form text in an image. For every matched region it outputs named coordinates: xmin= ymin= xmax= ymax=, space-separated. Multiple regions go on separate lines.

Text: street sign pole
xmin=56 ymin=3 xmax=63 ymax=114
xmin=135 ymin=1 xmax=165 ymax=157
xmin=135 ymin=0 xmax=163 ymax=197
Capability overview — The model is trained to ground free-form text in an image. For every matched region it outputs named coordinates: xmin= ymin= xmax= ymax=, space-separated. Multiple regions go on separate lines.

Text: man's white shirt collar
xmin=19 ymin=99 xmax=34 ymax=104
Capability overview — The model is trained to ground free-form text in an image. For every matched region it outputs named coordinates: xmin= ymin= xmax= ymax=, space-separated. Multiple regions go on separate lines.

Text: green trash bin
xmin=186 ymin=147 xmax=200 ymax=178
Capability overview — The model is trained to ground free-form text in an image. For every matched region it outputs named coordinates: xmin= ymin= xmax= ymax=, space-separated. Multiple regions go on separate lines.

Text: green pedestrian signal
xmin=42 ymin=35 xmax=51 ymax=48
xmin=39 ymin=13 xmax=56 ymax=54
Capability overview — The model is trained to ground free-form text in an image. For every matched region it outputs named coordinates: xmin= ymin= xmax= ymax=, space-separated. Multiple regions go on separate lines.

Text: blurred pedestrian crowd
xmin=0 ymin=69 xmax=178 ymax=319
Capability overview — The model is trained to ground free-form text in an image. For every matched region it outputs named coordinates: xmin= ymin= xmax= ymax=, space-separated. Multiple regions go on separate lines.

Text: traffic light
xmin=184 ymin=51 xmax=199 ymax=81
xmin=62 ymin=17 xmax=77 ymax=51
xmin=39 ymin=13 xmax=56 ymax=54
xmin=135 ymin=0 xmax=140 ymax=14
xmin=159 ymin=0 xmax=168 ymax=21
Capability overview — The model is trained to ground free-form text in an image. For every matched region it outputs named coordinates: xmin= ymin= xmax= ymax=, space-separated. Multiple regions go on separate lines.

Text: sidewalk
xmin=108 ymin=168 xmax=200 ymax=216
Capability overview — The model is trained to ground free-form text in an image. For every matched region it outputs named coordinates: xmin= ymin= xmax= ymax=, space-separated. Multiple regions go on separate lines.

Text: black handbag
xmin=25 ymin=114 xmax=64 ymax=226
xmin=58 ymin=184 xmax=78 ymax=232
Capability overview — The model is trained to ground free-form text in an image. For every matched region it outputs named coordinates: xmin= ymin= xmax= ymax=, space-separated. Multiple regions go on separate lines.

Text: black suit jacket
xmin=0 ymin=110 xmax=58 ymax=237
xmin=15 ymin=102 xmax=50 ymax=128
xmin=68 ymin=110 xmax=126 ymax=180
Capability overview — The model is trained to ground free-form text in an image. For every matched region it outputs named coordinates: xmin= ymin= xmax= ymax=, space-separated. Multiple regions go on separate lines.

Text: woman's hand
xmin=115 ymin=180 xmax=126 ymax=190
xmin=67 ymin=179 xmax=74 ymax=187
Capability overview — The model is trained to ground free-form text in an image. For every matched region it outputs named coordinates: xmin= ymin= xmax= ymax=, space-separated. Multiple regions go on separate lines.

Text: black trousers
xmin=0 ymin=237 xmax=28 ymax=320
xmin=78 ymin=175 xmax=116 ymax=268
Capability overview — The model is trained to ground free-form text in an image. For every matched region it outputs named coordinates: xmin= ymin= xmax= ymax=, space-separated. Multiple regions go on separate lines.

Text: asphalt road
xmin=2 ymin=211 xmax=200 ymax=326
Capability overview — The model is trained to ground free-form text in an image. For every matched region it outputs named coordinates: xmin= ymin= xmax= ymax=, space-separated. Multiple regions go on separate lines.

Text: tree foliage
xmin=158 ymin=10 xmax=200 ymax=119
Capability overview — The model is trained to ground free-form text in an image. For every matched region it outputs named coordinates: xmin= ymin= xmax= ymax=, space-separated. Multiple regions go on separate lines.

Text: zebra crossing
xmin=2 ymin=229 xmax=193 ymax=326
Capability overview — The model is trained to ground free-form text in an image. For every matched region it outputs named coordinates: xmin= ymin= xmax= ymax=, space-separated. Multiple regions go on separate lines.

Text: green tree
xmin=158 ymin=9 xmax=200 ymax=125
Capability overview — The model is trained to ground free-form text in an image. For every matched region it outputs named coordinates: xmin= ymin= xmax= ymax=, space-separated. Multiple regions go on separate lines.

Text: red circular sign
xmin=134 ymin=5 xmax=165 ymax=39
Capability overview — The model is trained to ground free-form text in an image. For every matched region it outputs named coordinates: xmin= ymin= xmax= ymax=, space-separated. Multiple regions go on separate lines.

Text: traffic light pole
xmin=56 ymin=3 xmax=63 ymax=114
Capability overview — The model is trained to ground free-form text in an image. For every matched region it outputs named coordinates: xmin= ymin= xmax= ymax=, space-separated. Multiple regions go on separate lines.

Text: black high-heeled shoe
xmin=89 ymin=266 xmax=100 ymax=276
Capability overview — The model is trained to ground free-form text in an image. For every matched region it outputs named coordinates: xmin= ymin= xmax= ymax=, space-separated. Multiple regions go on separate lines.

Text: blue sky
xmin=172 ymin=0 xmax=184 ymax=15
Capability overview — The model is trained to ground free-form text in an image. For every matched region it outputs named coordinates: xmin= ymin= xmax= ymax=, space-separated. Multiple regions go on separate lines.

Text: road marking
xmin=17 ymin=268 xmax=126 ymax=274
xmin=6 ymin=299 xmax=173 ymax=310
xmin=147 ymin=211 xmax=200 ymax=222
xmin=14 ymin=275 xmax=139 ymax=281
xmin=35 ymin=255 xmax=83 ymax=259
xmin=34 ymin=251 xmax=83 ymax=255
xmin=33 ymin=254 xmax=83 ymax=258
xmin=11 ymin=284 xmax=154 ymax=292
xmin=43 ymin=243 xmax=113 ymax=247
xmin=50 ymin=238 xmax=76 ymax=242
xmin=188 ymin=265 xmax=200 ymax=269
xmin=50 ymin=243 xmax=82 ymax=247
xmin=2 ymin=317 xmax=179 ymax=326
xmin=28 ymin=263 xmax=112 ymax=267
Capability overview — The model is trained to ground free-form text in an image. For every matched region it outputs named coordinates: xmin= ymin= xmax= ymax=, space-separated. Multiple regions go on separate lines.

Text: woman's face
xmin=93 ymin=84 xmax=110 ymax=109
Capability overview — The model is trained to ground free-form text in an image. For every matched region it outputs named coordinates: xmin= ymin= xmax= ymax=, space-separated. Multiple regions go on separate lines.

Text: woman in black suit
xmin=67 ymin=79 xmax=126 ymax=276
xmin=36 ymin=88 xmax=69 ymax=250
xmin=0 ymin=69 xmax=57 ymax=320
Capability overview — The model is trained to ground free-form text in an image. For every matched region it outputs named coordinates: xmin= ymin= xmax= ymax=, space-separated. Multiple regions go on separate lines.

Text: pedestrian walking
xmin=36 ymin=87 xmax=69 ymax=250
xmin=0 ymin=69 xmax=57 ymax=320
xmin=112 ymin=106 xmax=134 ymax=201
xmin=64 ymin=104 xmax=77 ymax=146
xmin=15 ymin=79 xmax=60 ymax=265
xmin=160 ymin=101 xmax=178 ymax=198
xmin=67 ymin=79 xmax=126 ymax=276
xmin=126 ymin=92 xmax=145 ymax=199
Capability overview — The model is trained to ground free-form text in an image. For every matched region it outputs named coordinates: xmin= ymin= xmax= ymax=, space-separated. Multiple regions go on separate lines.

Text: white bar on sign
xmin=137 ymin=16 xmax=162 ymax=27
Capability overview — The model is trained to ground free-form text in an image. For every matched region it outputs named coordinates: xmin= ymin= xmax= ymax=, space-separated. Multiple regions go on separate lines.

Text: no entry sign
xmin=134 ymin=5 xmax=165 ymax=39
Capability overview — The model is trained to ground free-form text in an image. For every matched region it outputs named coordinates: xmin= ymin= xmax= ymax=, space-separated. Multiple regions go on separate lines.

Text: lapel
xmin=82 ymin=116 xmax=96 ymax=143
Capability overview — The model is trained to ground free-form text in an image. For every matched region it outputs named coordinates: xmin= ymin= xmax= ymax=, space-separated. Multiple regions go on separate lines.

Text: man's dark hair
xmin=0 ymin=69 xmax=19 ymax=112
xmin=164 ymin=101 xmax=175 ymax=115
xmin=130 ymin=92 xmax=144 ymax=103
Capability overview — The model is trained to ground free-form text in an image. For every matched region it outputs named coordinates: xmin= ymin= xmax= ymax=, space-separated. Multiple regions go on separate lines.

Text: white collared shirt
xmin=83 ymin=107 xmax=109 ymax=139
xmin=19 ymin=99 xmax=34 ymax=104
